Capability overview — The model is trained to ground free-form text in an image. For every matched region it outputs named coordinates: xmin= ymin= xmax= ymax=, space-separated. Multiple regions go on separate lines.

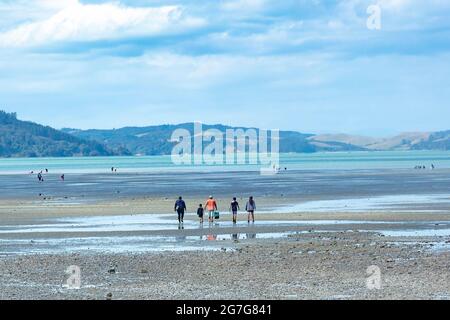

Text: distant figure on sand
xmin=111 ymin=167 xmax=114 ymax=172
xmin=197 ymin=204 xmax=204 ymax=224
xmin=37 ymin=172 xmax=43 ymax=182
xmin=174 ymin=196 xmax=187 ymax=224
xmin=61 ymin=174 xmax=65 ymax=181
xmin=230 ymin=197 xmax=240 ymax=224
xmin=246 ymin=196 xmax=256 ymax=223
xmin=205 ymin=196 xmax=218 ymax=223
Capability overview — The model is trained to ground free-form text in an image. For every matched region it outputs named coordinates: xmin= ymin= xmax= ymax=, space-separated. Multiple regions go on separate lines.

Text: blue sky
xmin=1 ymin=0 xmax=450 ymax=135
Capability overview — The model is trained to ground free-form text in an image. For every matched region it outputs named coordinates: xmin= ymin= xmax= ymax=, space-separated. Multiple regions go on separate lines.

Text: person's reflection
xmin=246 ymin=233 xmax=256 ymax=239
xmin=232 ymin=233 xmax=239 ymax=241
xmin=176 ymin=224 xmax=186 ymax=242
xmin=206 ymin=234 xmax=217 ymax=241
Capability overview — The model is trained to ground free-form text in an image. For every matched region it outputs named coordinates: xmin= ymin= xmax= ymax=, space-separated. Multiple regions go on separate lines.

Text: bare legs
xmin=247 ymin=211 xmax=255 ymax=223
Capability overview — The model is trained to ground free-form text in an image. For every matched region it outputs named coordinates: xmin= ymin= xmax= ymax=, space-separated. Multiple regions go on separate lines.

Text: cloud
xmin=1 ymin=0 xmax=450 ymax=134
xmin=220 ymin=0 xmax=267 ymax=12
xmin=0 ymin=1 xmax=205 ymax=47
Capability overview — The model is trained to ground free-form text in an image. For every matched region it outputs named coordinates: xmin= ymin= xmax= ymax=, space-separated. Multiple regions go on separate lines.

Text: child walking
xmin=230 ymin=197 xmax=240 ymax=224
xmin=197 ymin=204 xmax=204 ymax=224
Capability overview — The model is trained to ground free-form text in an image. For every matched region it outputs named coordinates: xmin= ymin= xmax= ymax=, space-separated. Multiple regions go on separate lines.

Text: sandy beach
xmin=0 ymin=168 xmax=449 ymax=300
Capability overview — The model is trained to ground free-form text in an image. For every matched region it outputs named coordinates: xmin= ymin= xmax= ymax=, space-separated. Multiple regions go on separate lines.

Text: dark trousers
xmin=177 ymin=210 xmax=185 ymax=222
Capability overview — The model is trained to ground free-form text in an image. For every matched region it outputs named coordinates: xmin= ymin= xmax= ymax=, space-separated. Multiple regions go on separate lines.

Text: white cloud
xmin=220 ymin=0 xmax=267 ymax=12
xmin=0 ymin=1 xmax=205 ymax=47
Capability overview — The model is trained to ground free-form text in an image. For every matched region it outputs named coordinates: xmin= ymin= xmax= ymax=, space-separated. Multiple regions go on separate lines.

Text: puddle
xmin=268 ymin=194 xmax=450 ymax=213
xmin=196 ymin=231 xmax=300 ymax=241
xmin=0 ymin=214 xmax=404 ymax=235
xmin=0 ymin=213 xmax=307 ymax=255
xmin=377 ymin=229 xmax=450 ymax=237
xmin=0 ymin=231 xmax=304 ymax=256
xmin=379 ymin=228 xmax=450 ymax=253
xmin=0 ymin=236 xmax=230 ymax=256
xmin=1 ymin=213 xmax=449 ymax=255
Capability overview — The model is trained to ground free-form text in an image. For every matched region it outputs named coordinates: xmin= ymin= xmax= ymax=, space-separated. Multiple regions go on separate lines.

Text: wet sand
xmin=0 ymin=230 xmax=449 ymax=300
xmin=0 ymin=210 xmax=449 ymax=299
xmin=0 ymin=169 xmax=449 ymax=299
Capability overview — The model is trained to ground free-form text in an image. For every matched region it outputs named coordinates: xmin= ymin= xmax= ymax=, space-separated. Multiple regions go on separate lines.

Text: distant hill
xmin=2 ymin=109 xmax=449 ymax=158
xmin=309 ymin=132 xmax=450 ymax=151
xmin=63 ymin=123 xmax=365 ymax=156
xmin=0 ymin=111 xmax=122 ymax=157
xmin=412 ymin=131 xmax=450 ymax=150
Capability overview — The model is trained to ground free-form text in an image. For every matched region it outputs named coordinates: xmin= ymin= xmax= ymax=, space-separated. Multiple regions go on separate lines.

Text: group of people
xmin=174 ymin=196 xmax=257 ymax=225
xmin=414 ymin=164 xmax=435 ymax=170
xmin=34 ymin=168 xmax=49 ymax=182
xmin=31 ymin=169 xmax=65 ymax=182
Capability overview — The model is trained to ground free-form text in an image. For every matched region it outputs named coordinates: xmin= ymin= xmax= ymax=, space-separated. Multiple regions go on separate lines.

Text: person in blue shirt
xmin=174 ymin=196 xmax=187 ymax=223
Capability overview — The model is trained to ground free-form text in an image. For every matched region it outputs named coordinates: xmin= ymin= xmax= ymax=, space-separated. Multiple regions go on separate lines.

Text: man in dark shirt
xmin=174 ymin=196 xmax=187 ymax=223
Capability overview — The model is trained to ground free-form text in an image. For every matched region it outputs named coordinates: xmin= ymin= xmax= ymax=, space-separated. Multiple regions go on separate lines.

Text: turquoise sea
xmin=0 ymin=151 xmax=449 ymax=174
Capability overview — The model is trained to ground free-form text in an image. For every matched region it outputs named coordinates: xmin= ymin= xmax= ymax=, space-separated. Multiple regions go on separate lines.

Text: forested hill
xmin=63 ymin=123 xmax=364 ymax=156
xmin=0 ymin=111 xmax=122 ymax=157
xmin=2 ymin=110 xmax=448 ymax=158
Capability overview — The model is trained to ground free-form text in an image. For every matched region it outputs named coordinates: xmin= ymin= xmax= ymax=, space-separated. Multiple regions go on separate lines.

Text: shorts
xmin=232 ymin=211 xmax=238 ymax=215
xmin=208 ymin=210 xmax=215 ymax=218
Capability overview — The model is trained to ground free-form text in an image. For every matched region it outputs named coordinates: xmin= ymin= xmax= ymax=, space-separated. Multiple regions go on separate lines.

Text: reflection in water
xmin=246 ymin=233 xmax=256 ymax=239
xmin=206 ymin=234 xmax=217 ymax=241
xmin=198 ymin=223 xmax=204 ymax=240
xmin=232 ymin=233 xmax=239 ymax=240
xmin=177 ymin=224 xmax=186 ymax=241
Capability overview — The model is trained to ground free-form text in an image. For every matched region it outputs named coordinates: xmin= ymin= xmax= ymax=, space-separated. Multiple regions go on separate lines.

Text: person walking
xmin=246 ymin=196 xmax=256 ymax=223
xmin=174 ymin=196 xmax=187 ymax=224
xmin=205 ymin=196 xmax=218 ymax=223
xmin=230 ymin=197 xmax=240 ymax=224
xmin=197 ymin=204 xmax=204 ymax=224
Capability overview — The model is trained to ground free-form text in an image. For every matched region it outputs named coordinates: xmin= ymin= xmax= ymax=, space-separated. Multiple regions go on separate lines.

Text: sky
xmin=0 ymin=0 xmax=450 ymax=136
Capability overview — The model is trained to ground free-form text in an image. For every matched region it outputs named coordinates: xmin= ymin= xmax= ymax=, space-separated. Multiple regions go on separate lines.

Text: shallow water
xmin=1 ymin=151 xmax=450 ymax=174
xmin=267 ymin=194 xmax=450 ymax=213
xmin=0 ymin=236 xmax=226 ymax=256
xmin=377 ymin=228 xmax=450 ymax=237
xmin=0 ymin=231 xmax=303 ymax=256
xmin=1 ymin=212 xmax=449 ymax=255
xmin=0 ymin=213 xmax=405 ymax=235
